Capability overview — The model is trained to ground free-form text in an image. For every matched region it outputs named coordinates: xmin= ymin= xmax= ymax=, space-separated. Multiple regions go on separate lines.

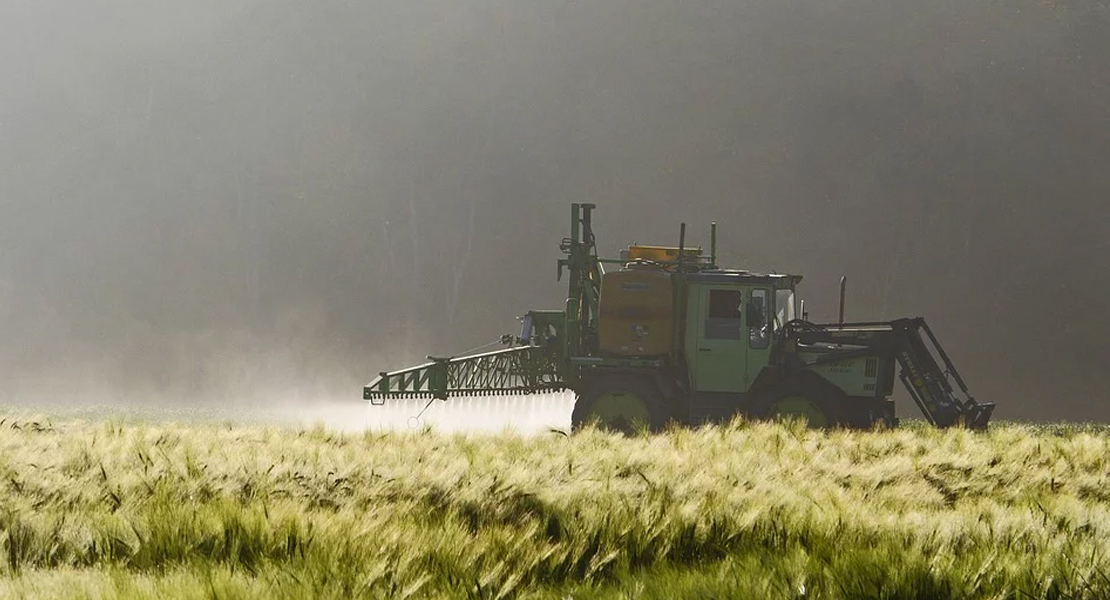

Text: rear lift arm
xmin=787 ymin=317 xmax=995 ymax=428
xmin=363 ymin=345 xmax=566 ymax=404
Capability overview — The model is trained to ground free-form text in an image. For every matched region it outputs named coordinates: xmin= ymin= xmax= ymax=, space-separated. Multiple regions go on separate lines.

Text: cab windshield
xmin=775 ymin=289 xmax=796 ymax=328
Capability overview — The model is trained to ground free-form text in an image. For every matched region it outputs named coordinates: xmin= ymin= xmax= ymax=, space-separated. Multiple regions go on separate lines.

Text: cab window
xmin=704 ymin=289 xmax=742 ymax=339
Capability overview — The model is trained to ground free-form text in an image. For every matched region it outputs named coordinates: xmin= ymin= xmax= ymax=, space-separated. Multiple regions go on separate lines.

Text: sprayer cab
xmin=364 ymin=203 xmax=994 ymax=431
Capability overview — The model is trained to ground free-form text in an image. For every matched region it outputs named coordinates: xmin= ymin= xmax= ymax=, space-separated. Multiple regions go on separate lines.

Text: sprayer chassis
xmin=365 ymin=204 xmax=994 ymax=429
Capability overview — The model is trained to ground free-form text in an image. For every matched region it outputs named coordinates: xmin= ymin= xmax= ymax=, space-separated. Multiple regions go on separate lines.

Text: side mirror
xmin=745 ymin=300 xmax=766 ymax=328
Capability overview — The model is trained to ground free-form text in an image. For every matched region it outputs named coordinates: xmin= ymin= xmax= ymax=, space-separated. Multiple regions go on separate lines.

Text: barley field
xmin=0 ymin=408 xmax=1108 ymax=599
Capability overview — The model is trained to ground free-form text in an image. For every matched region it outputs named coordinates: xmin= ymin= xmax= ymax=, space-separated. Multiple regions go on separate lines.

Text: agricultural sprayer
xmin=365 ymin=204 xmax=994 ymax=430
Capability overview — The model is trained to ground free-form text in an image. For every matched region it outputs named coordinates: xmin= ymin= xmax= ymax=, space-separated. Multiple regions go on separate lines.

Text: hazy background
xmin=1 ymin=0 xmax=1107 ymax=421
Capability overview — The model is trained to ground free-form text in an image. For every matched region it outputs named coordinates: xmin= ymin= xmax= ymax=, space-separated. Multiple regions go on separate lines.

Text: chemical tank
xmin=597 ymin=268 xmax=674 ymax=357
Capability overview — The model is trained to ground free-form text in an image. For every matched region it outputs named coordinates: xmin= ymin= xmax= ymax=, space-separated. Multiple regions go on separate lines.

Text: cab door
xmin=745 ymin=287 xmax=773 ymax=386
xmin=690 ymin=285 xmax=748 ymax=393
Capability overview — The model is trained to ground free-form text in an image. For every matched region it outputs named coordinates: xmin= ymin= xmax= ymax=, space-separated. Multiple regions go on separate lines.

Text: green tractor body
xmin=365 ymin=204 xmax=994 ymax=430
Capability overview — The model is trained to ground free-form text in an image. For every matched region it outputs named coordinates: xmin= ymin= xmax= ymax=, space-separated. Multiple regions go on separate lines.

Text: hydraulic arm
xmin=787 ymin=317 xmax=995 ymax=428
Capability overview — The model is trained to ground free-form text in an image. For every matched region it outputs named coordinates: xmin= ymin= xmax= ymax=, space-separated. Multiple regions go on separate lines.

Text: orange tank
xmin=598 ymin=268 xmax=674 ymax=357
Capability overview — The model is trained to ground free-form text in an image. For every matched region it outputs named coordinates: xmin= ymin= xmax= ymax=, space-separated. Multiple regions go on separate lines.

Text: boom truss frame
xmin=363 ymin=345 xmax=565 ymax=403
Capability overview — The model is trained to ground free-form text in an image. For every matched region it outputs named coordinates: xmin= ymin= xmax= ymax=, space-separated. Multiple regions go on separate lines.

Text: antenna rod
xmin=710 ymin=222 xmax=717 ymax=267
xmin=838 ymin=276 xmax=847 ymax=324
xmin=677 ymin=223 xmax=687 ymax=272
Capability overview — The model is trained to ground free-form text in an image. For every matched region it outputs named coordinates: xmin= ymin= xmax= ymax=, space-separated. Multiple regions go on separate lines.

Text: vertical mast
xmin=561 ymin=203 xmax=599 ymax=358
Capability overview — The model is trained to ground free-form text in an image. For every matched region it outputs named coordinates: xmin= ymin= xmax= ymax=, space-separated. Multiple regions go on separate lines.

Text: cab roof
xmin=685 ymin=269 xmax=803 ymax=289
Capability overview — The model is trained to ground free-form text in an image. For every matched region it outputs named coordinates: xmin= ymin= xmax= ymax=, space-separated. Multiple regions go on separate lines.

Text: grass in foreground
xmin=0 ymin=412 xmax=1108 ymax=599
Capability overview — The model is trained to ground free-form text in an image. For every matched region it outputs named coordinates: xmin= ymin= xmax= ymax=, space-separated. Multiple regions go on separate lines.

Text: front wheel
xmin=571 ymin=377 xmax=667 ymax=433
xmin=753 ymin=376 xmax=844 ymax=428
xmin=765 ymin=392 xmax=831 ymax=427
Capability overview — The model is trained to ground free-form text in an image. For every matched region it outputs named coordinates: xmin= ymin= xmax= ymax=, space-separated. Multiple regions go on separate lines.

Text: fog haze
xmin=1 ymin=0 xmax=1107 ymax=420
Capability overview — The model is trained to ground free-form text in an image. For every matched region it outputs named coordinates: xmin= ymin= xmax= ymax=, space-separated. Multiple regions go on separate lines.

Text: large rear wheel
xmin=571 ymin=377 xmax=667 ymax=433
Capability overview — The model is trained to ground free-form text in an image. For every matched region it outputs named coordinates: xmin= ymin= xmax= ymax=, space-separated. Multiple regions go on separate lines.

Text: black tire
xmin=751 ymin=375 xmax=847 ymax=429
xmin=571 ymin=376 xmax=668 ymax=433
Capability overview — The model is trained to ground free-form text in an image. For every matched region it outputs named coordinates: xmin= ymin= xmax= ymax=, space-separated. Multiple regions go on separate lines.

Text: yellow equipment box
xmin=624 ymin=245 xmax=702 ymax=263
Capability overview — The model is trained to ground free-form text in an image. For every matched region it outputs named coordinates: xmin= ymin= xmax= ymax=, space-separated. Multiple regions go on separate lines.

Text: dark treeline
xmin=1 ymin=0 xmax=1107 ymax=419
